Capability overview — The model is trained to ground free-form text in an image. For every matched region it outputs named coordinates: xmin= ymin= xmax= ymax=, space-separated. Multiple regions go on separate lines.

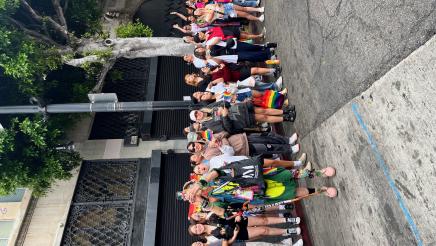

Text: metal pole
xmin=0 ymin=101 xmax=192 ymax=115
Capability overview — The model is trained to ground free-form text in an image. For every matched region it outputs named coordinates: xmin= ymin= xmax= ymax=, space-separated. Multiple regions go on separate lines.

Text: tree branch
xmin=51 ymin=0 xmax=68 ymax=29
xmin=65 ymin=55 xmax=105 ymax=67
xmin=7 ymin=17 xmax=62 ymax=47
xmin=63 ymin=0 xmax=70 ymax=12
xmin=20 ymin=0 xmax=70 ymax=41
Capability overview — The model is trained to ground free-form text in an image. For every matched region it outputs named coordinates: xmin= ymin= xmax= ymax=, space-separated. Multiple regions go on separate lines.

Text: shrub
xmin=116 ymin=20 xmax=153 ymax=38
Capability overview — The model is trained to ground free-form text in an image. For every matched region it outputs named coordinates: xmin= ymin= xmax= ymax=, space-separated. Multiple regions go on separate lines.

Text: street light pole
xmin=0 ymin=101 xmax=193 ymax=115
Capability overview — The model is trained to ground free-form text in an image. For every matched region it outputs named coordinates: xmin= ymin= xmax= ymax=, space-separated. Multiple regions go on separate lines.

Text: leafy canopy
xmin=116 ymin=19 xmax=153 ymax=38
xmin=0 ymin=117 xmax=81 ymax=196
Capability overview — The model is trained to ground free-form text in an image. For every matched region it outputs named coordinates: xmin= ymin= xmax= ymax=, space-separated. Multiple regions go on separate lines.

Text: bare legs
xmin=240 ymin=32 xmax=263 ymax=40
xmin=263 ymin=159 xmax=295 ymax=169
xmin=247 ymin=227 xmax=287 ymax=241
xmin=233 ymin=5 xmax=263 ymax=13
xmin=247 ymin=216 xmax=286 ymax=226
xmin=251 ymin=67 xmax=275 ymax=75
xmin=254 ymin=107 xmax=283 ymax=115
xmin=235 ymin=10 xmax=261 ymax=21
xmin=254 ymin=107 xmax=284 ymax=123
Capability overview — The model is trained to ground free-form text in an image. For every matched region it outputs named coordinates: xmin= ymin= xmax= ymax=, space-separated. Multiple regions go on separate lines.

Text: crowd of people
xmin=173 ymin=1 xmax=338 ymax=245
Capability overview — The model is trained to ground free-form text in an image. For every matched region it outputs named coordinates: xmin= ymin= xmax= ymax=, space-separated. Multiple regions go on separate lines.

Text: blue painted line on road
xmin=351 ymin=102 xmax=423 ymax=246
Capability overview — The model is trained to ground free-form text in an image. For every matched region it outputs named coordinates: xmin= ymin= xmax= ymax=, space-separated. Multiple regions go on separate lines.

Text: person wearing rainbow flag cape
xmin=192 ymin=88 xmax=288 ymax=109
xmin=178 ymin=156 xmax=338 ymax=213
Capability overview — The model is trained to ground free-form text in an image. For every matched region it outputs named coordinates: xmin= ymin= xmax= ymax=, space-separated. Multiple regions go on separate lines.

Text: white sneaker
xmin=298 ymin=153 xmax=306 ymax=164
xmin=286 ymin=227 xmax=301 ymax=235
xmin=258 ymin=14 xmax=264 ymax=22
xmin=280 ymin=238 xmax=293 ymax=245
xmin=275 ymin=76 xmax=283 ymax=90
xmin=293 ymin=239 xmax=304 ymax=246
xmin=258 ymin=6 xmax=265 ymax=13
xmin=286 ymin=217 xmax=301 ymax=224
xmin=303 ymin=161 xmax=312 ymax=171
xmin=291 ymin=144 xmax=300 ymax=154
xmin=289 ymin=132 xmax=298 ymax=144
xmin=256 ymin=0 xmax=260 ymax=6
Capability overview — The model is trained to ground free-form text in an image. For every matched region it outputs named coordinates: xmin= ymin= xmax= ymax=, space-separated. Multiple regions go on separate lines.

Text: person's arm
xmin=170 ymin=11 xmax=188 ymax=21
xmin=206 ymin=37 xmax=222 ymax=50
xmin=173 ymin=24 xmax=190 ymax=34
xmin=204 ymin=10 xmax=214 ymax=24
xmin=209 ymin=205 xmax=226 ymax=218
xmin=219 ymin=107 xmax=235 ymax=134
xmin=211 ymin=78 xmax=225 ymax=86
xmin=219 ymin=144 xmax=234 ymax=156
xmin=226 ymin=225 xmax=240 ymax=245
xmin=209 ymin=57 xmax=224 ymax=65
xmin=207 ymin=79 xmax=224 ymax=90
xmin=203 ymin=169 xmax=220 ymax=182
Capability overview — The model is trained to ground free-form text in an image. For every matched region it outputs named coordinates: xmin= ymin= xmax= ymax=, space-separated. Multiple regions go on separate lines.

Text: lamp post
xmin=0 ymin=93 xmax=193 ymax=115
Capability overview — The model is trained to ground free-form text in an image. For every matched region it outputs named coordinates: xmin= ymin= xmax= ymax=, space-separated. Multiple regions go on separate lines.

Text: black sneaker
xmin=283 ymin=111 xmax=296 ymax=122
xmin=284 ymin=204 xmax=295 ymax=210
xmin=266 ymin=42 xmax=278 ymax=48
xmin=283 ymin=105 xmax=296 ymax=114
xmin=274 ymin=66 xmax=282 ymax=77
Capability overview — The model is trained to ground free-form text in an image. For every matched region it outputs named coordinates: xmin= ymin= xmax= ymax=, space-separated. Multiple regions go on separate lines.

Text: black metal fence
xmin=89 ymin=59 xmax=150 ymax=140
xmin=61 ymin=159 xmax=145 ymax=246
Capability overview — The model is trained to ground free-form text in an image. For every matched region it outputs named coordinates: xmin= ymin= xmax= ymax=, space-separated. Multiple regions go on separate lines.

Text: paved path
xmin=299 ymin=36 xmax=436 ymax=246
xmin=263 ymin=1 xmax=436 ymax=245
xmin=264 ymin=0 xmax=436 ymax=137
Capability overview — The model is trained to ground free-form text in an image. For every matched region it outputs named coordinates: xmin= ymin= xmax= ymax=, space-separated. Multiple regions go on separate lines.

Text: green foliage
xmin=116 ymin=19 xmax=153 ymax=38
xmin=64 ymin=0 xmax=103 ymax=37
xmin=80 ymin=61 xmax=103 ymax=79
xmin=0 ymin=0 xmax=19 ymax=12
xmin=0 ymin=27 xmax=62 ymax=95
xmin=0 ymin=117 xmax=81 ymax=196
xmin=83 ymin=48 xmax=113 ymax=60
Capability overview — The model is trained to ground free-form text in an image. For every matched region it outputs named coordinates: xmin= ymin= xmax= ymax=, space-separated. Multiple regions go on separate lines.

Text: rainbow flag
xmin=263 ymin=167 xmax=279 ymax=176
xmin=261 ymin=90 xmax=284 ymax=109
xmin=222 ymin=90 xmax=233 ymax=102
xmin=202 ymin=130 xmax=213 ymax=141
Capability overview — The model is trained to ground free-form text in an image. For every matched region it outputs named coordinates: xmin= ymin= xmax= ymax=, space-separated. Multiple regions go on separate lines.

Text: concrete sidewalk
xmin=264 ymin=0 xmax=436 ymax=137
xmin=298 ymin=36 xmax=436 ymax=245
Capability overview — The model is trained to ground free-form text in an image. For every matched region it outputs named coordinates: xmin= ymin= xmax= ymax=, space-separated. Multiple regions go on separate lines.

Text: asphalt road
xmin=261 ymin=1 xmax=436 ymax=246
xmin=263 ymin=0 xmax=436 ymax=137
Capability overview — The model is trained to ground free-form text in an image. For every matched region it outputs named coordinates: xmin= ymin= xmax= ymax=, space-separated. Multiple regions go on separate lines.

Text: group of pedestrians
xmin=173 ymin=1 xmax=338 ymax=245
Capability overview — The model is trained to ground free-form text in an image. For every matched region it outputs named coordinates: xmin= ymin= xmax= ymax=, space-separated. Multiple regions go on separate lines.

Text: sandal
xmin=321 ymin=186 xmax=338 ymax=198
xmin=320 ymin=166 xmax=336 ymax=177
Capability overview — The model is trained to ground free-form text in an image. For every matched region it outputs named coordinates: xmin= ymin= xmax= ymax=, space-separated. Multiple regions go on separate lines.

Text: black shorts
xmin=222 ymin=26 xmax=241 ymax=39
xmin=246 ymin=102 xmax=256 ymax=127
xmin=227 ymin=63 xmax=251 ymax=81
xmin=236 ymin=218 xmax=249 ymax=240
xmin=238 ymin=65 xmax=251 ymax=80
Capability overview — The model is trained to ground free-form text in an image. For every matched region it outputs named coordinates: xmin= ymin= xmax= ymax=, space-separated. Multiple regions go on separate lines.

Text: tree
xmin=0 ymin=0 xmax=193 ymax=88
xmin=0 ymin=117 xmax=81 ymax=196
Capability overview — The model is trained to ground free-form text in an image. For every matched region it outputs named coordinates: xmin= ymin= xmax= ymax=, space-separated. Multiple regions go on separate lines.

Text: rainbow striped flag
xmin=222 ymin=90 xmax=233 ymax=102
xmin=202 ymin=130 xmax=213 ymax=141
xmin=261 ymin=90 xmax=284 ymax=109
xmin=263 ymin=167 xmax=279 ymax=176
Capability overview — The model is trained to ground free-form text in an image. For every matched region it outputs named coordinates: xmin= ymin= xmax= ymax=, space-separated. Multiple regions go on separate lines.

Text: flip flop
xmin=321 ymin=166 xmax=336 ymax=177
xmin=322 ymin=186 xmax=338 ymax=198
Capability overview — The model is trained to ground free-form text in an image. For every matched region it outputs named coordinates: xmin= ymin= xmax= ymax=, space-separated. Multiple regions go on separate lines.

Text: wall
xmin=0 ymin=189 xmax=32 ymax=246
xmin=21 ymin=113 xmax=187 ymax=245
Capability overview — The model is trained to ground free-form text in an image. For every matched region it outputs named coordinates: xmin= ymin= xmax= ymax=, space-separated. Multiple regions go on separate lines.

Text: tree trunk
xmin=66 ymin=37 xmax=194 ymax=66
